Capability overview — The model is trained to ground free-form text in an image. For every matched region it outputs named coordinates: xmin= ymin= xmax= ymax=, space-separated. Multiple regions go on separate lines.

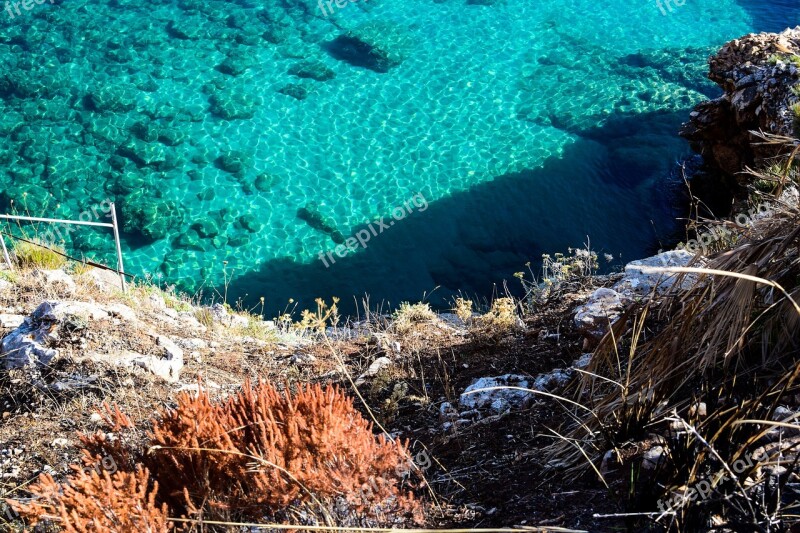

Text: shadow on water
xmin=226 ymin=108 xmax=695 ymax=317
xmin=735 ymin=0 xmax=800 ymax=33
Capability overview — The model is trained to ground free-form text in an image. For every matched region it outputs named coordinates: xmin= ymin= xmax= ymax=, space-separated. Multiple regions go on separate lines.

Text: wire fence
xmin=0 ymin=203 xmax=128 ymax=292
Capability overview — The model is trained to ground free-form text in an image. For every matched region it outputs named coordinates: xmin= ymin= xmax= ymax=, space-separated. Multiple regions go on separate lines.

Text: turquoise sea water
xmin=0 ymin=0 xmax=794 ymax=313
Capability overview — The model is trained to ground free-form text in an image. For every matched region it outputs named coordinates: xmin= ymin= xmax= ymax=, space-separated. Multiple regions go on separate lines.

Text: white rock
xmin=178 ymin=338 xmax=207 ymax=350
xmin=208 ymin=303 xmax=248 ymax=328
xmin=532 ymin=368 xmax=572 ymax=391
xmin=642 ymin=446 xmax=666 ymax=470
xmin=157 ymin=335 xmax=184 ymax=362
xmin=35 ymin=301 xmax=109 ymax=323
xmin=615 ymin=250 xmax=694 ymax=297
xmin=148 ymin=294 xmax=167 ymax=309
xmin=1 ymin=317 xmax=57 ymax=369
xmin=289 ymin=352 xmax=316 ymax=365
xmin=573 ymin=353 xmax=592 ymax=369
xmin=355 ymin=356 xmax=392 ymax=386
xmin=51 ymin=438 xmax=72 ymax=448
xmin=573 ymin=288 xmax=625 ymax=340
xmin=103 ymin=303 xmax=137 ymax=323
xmin=459 ymin=375 xmax=534 ymax=413
xmin=439 ymin=401 xmax=458 ymax=421
xmin=0 ymin=314 xmax=25 ymax=329
xmin=176 ymin=381 xmax=221 ymax=393
xmin=129 ymin=354 xmax=183 ymax=382
xmin=34 ymin=269 xmax=76 ymax=294
xmin=84 ymin=268 xmax=125 ymax=293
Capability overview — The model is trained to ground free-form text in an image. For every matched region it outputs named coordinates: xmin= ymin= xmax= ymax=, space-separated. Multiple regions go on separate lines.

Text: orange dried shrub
xmin=9 ymin=465 xmax=170 ymax=533
xmin=148 ymin=380 xmax=422 ymax=524
xmin=79 ymin=402 xmax=141 ymax=471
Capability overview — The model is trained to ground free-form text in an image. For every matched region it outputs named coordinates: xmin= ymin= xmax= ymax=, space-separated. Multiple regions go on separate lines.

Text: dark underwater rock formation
xmin=297 ymin=202 xmax=345 ymax=244
xmin=328 ymin=22 xmax=412 ymax=73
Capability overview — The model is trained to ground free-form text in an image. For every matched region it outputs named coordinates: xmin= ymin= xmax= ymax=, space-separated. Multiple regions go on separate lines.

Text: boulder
xmin=681 ymin=27 xmax=800 ymax=176
xmin=1 ymin=302 xmax=109 ymax=369
xmin=573 ymin=288 xmax=625 ymax=341
xmin=573 ymin=250 xmax=695 ymax=342
xmin=32 ymin=269 xmax=76 ymax=294
xmin=614 ymin=249 xmax=694 ymax=297
xmin=459 ymin=375 xmax=535 ymax=413
xmin=355 ymin=356 xmax=392 ymax=385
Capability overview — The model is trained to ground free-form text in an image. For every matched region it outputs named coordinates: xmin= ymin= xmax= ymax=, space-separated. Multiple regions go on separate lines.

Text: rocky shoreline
xmin=681 ymin=27 xmax=800 ymax=178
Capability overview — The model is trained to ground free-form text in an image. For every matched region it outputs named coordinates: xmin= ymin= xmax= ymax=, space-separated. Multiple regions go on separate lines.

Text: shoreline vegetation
xmin=0 ymin=27 xmax=800 ymax=532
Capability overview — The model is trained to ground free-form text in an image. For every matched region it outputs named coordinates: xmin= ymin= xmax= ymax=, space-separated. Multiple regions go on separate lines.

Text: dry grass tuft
xmin=11 ymin=238 xmax=67 ymax=270
xmin=551 ymin=195 xmax=800 ymax=530
xmin=392 ymin=302 xmax=437 ymax=335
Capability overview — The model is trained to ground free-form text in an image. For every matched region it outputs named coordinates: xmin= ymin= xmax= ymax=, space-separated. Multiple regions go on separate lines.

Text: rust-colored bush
xmin=146 ymin=380 xmax=421 ymax=524
xmin=9 ymin=465 xmax=170 ymax=533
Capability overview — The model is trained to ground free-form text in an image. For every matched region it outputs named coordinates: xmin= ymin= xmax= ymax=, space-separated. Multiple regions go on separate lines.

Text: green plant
xmin=11 ymin=238 xmax=67 ymax=270
xmin=231 ymin=314 xmax=278 ymax=342
xmin=792 ymin=102 xmax=800 ymax=136
xmin=295 ymin=297 xmax=340 ymax=334
xmin=163 ymin=293 xmax=192 ymax=313
xmin=452 ymin=297 xmax=473 ymax=324
xmin=194 ymin=307 xmax=214 ymax=329
xmin=475 ymin=297 xmax=519 ymax=334
xmin=392 ymin=302 xmax=436 ymax=334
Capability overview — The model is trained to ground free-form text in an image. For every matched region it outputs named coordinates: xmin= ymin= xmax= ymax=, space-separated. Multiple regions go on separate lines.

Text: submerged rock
xmin=121 ymin=198 xmax=184 ymax=241
xmin=288 ymin=61 xmax=336 ymax=82
xmin=329 ymin=22 xmax=412 ymax=73
xmin=297 ymin=202 xmax=345 ymax=244
xmin=209 ymin=86 xmax=263 ymax=120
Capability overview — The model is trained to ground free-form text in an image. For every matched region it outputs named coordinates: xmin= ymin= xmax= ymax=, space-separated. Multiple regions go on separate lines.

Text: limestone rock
xmin=681 ymin=27 xmax=800 ymax=175
xmin=33 ymin=269 xmax=76 ymax=294
xmin=355 ymin=356 xmax=392 ymax=386
xmin=614 ymin=249 xmax=694 ymax=297
xmin=459 ymin=375 xmax=534 ymax=413
xmin=573 ymin=287 xmax=625 ymax=341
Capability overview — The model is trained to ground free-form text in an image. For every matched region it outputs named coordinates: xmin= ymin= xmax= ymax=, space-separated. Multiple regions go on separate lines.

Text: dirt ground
xmin=0 ymin=269 xmax=629 ymax=532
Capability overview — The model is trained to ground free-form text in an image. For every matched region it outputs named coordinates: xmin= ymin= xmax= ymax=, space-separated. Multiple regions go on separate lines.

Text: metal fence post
xmin=0 ymin=232 xmax=12 ymax=271
xmin=110 ymin=203 xmax=126 ymax=293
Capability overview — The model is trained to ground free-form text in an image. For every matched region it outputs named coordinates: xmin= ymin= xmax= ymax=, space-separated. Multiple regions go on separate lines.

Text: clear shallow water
xmin=0 ymin=0 xmax=793 ymax=313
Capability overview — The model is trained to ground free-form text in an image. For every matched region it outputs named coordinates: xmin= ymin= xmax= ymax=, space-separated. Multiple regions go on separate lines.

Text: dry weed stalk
xmin=9 ymin=466 xmax=170 ymax=532
xmin=551 ymin=198 xmax=800 ymax=530
xmin=82 ymin=380 xmax=422 ymax=526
